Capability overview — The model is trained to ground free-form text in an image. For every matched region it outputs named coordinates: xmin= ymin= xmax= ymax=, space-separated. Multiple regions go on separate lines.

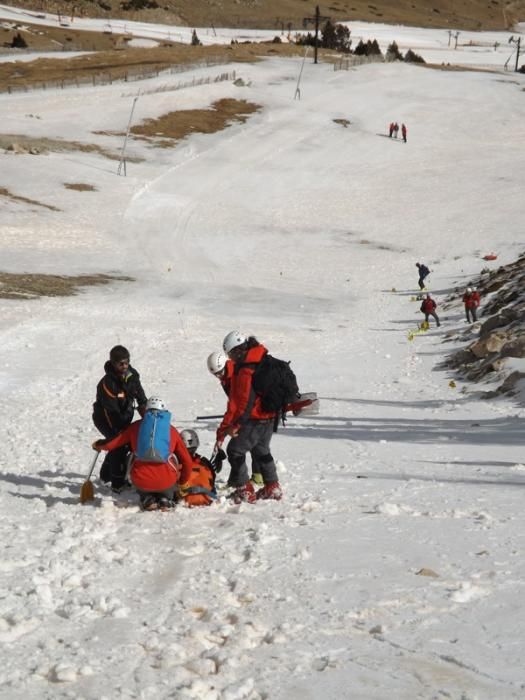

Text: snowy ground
xmin=1 ymin=16 xmax=525 ymax=700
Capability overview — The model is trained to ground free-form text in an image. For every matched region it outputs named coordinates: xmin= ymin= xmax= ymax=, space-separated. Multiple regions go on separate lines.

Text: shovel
xmin=80 ymin=452 xmax=100 ymax=504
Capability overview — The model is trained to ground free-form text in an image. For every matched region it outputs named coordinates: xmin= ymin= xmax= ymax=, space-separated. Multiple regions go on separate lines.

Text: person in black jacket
xmin=415 ymin=262 xmax=430 ymax=290
xmin=92 ymin=345 xmax=147 ymax=491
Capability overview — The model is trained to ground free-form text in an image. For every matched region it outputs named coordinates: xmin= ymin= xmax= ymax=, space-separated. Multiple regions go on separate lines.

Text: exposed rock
xmin=469 ymin=331 xmax=509 ymax=359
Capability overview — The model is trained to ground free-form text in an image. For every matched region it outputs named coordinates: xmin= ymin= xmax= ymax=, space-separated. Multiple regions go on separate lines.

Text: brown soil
xmin=0 ymin=272 xmax=133 ymax=300
xmin=64 ymin=182 xmax=97 ymax=191
xmin=0 ymin=185 xmax=60 ymax=210
xmin=0 ymin=133 xmax=141 ymax=161
xmin=130 ymin=98 xmax=260 ymax=145
xmin=2 ymin=0 xmax=524 ymax=31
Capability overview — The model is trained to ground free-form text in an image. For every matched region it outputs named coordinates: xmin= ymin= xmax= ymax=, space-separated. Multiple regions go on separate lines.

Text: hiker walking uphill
xmin=416 ymin=262 xmax=430 ymax=290
xmin=92 ymin=396 xmax=193 ymax=511
xmin=463 ymin=286 xmax=480 ymax=323
xmin=420 ymin=293 xmax=441 ymax=327
xmin=92 ymin=345 xmax=147 ymax=492
xmin=216 ymin=331 xmax=297 ymax=503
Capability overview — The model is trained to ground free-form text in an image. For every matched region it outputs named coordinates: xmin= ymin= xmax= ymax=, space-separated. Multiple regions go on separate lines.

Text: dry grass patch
xmin=130 ymin=98 xmax=261 ymax=145
xmin=0 ymin=186 xmax=60 ymax=211
xmin=64 ymin=182 xmax=97 ymax=191
xmin=0 ymin=133 xmax=141 ymax=162
xmin=0 ymin=272 xmax=133 ymax=300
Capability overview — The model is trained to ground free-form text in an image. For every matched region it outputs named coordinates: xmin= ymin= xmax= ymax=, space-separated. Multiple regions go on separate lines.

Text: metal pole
xmin=515 ymin=37 xmax=521 ymax=72
xmin=314 ymin=5 xmax=320 ymax=64
xmin=294 ymin=46 xmax=309 ymax=99
xmin=117 ymin=95 xmax=138 ymax=176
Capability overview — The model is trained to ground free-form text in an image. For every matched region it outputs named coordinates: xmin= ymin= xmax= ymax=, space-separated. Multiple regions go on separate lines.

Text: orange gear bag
xmin=182 ymin=459 xmax=217 ymax=507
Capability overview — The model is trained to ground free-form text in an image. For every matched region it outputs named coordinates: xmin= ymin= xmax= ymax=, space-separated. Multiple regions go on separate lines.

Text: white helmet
xmin=180 ymin=428 xmax=199 ymax=453
xmin=223 ymin=330 xmax=247 ymax=355
xmin=466 ymin=287 xmax=472 ymax=293
xmin=207 ymin=351 xmax=227 ymax=375
xmin=146 ymin=396 xmax=166 ymax=412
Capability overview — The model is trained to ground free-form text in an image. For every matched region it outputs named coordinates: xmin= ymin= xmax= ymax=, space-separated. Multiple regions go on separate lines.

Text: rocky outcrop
xmin=445 ymin=252 xmax=525 ymax=402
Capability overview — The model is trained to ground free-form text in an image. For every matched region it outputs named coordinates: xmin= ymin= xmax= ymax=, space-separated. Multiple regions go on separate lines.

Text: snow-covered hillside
xmin=1 ymin=17 xmax=525 ymax=700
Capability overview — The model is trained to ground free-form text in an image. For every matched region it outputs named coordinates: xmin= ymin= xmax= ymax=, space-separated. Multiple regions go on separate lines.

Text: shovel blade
xmin=80 ymin=480 xmax=95 ymax=504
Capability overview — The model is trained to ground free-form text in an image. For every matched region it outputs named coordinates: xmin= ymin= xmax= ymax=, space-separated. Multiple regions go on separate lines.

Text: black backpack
xmin=250 ymin=354 xmax=300 ymax=429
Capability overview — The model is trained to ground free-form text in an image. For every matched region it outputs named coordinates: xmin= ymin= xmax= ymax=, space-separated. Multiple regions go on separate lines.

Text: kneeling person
xmin=93 ymin=397 xmax=193 ymax=511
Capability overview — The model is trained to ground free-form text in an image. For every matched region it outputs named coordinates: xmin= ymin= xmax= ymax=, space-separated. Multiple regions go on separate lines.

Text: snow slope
xmin=1 ymin=20 xmax=525 ymax=700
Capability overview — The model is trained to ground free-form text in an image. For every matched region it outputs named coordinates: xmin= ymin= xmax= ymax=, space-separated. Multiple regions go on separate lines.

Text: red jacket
xmin=101 ymin=419 xmax=193 ymax=491
xmin=219 ymin=359 xmax=235 ymax=396
xmin=218 ymin=344 xmax=276 ymax=441
xmin=421 ymin=298 xmax=436 ymax=313
xmin=463 ymin=292 xmax=478 ymax=308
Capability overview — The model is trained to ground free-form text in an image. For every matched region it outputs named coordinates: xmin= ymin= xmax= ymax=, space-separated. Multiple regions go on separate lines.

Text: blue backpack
xmin=135 ymin=410 xmax=171 ymax=462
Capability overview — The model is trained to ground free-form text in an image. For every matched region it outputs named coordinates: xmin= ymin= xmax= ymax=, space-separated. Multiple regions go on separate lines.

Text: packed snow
xmin=0 ymin=12 xmax=525 ymax=700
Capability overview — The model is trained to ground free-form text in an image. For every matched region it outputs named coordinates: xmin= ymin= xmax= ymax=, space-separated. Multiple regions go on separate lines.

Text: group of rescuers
xmin=92 ymin=331 xmax=282 ymax=511
xmin=415 ymin=263 xmax=481 ymax=328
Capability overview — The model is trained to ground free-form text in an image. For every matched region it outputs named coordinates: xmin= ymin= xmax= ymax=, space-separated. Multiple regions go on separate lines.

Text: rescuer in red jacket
xmin=93 ymin=397 xmax=193 ymax=511
xmin=217 ymin=332 xmax=282 ymax=504
xmin=420 ymin=294 xmax=441 ymax=327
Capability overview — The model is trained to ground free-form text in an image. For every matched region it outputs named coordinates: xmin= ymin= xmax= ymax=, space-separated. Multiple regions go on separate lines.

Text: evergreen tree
xmin=385 ymin=41 xmax=403 ymax=62
xmin=191 ymin=29 xmax=202 ymax=46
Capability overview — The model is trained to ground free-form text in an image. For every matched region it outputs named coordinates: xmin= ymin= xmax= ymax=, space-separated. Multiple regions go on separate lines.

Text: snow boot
xmin=256 ymin=481 xmax=283 ymax=501
xmin=158 ymin=497 xmax=175 ymax=512
xmin=230 ymin=481 xmax=256 ymax=504
xmin=140 ymin=495 xmax=159 ymax=511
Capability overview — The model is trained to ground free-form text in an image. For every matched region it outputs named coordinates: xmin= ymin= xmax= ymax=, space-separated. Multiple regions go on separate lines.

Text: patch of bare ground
xmin=0 ymin=272 xmax=133 ymax=300
xmin=0 ymin=186 xmax=59 ymax=211
xmin=64 ymin=182 xmax=97 ymax=191
xmin=130 ymin=98 xmax=260 ymax=146
xmin=0 ymin=133 xmax=141 ymax=161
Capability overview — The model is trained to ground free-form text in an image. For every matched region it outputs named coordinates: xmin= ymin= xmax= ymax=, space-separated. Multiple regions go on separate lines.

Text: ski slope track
xmin=0 ymin=15 xmax=525 ymax=700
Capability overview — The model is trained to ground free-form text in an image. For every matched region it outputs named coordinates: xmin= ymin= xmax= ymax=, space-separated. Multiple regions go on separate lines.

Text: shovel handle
xmin=86 ymin=451 xmax=100 ymax=481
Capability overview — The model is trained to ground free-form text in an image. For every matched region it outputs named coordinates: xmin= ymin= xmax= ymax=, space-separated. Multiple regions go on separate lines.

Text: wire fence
xmin=3 ymin=56 xmax=235 ymax=94
xmin=332 ymin=54 xmax=384 ymax=70
xmin=120 ymin=69 xmax=236 ymax=97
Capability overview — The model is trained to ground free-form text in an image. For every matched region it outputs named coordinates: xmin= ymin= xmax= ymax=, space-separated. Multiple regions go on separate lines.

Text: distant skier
xmin=388 ymin=122 xmax=395 ymax=137
xmin=93 ymin=397 xmax=194 ymax=511
xmin=420 ymin=293 xmax=441 ymax=327
xmin=92 ymin=345 xmax=147 ymax=492
xmin=401 ymin=123 xmax=407 ymax=143
xmin=415 ymin=262 xmax=430 ymax=290
xmin=393 ymin=122 xmax=399 ymax=138
xmin=463 ymin=286 xmax=479 ymax=323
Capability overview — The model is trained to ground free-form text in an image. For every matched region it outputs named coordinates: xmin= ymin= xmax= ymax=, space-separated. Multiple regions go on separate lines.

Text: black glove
xmin=211 ymin=448 xmax=226 ymax=474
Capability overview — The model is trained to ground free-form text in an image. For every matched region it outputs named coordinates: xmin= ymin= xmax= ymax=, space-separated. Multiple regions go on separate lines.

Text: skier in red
xmin=401 ymin=123 xmax=407 ymax=143
xmin=420 ymin=294 xmax=441 ymax=327
xmin=463 ymin=287 xmax=479 ymax=323
xmin=217 ymin=331 xmax=282 ymax=504
xmin=388 ymin=122 xmax=394 ymax=137
xmin=93 ymin=397 xmax=194 ymax=511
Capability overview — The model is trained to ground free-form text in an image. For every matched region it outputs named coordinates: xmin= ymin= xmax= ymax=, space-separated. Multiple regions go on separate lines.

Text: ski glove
xmin=91 ymin=439 xmax=106 ymax=451
xmin=211 ymin=448 xmax=226 ymax=474
xmin=178 ymin=482 xmax=191 ymax=497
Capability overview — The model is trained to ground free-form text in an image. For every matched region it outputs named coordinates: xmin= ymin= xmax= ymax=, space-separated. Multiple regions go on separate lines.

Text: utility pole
xmin=117 ymin=95 xmax=139 ymax=177
xmin=509 ymin=35 xmax=521 ymax=72
xmin=303 ymin=5 xmax=330 ymax=64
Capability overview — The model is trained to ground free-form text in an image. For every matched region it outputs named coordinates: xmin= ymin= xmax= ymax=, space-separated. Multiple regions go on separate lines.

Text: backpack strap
xmin=184 ymin=486 xmax=217 ymax=499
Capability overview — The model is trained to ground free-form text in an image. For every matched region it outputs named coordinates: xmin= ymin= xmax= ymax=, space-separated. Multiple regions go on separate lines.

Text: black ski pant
xmin=226 ymin=420 xmax=278 ymax=488
xmin=466 ymin=307 xmax=477 ymax=323
xmin=418 ymin=276 xmax=428 ymax=290
xmin=424 ymin=312 xmax=441 ymax=327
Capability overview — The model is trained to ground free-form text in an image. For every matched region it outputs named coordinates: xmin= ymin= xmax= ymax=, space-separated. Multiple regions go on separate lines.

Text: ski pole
xmin=196 ymin=414 xmax=223 ymax=420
